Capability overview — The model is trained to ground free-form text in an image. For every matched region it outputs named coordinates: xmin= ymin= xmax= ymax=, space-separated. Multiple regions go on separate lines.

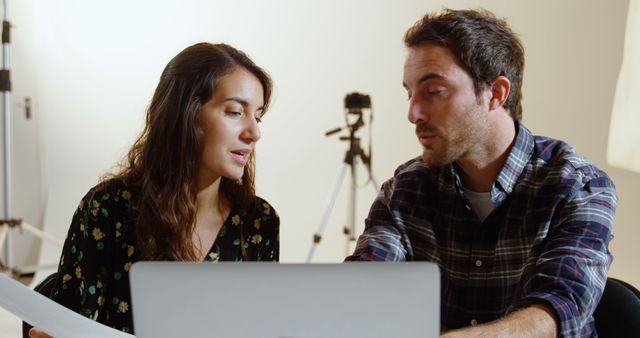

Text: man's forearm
xmin=441 ymin=303 xmax=557 ymax=338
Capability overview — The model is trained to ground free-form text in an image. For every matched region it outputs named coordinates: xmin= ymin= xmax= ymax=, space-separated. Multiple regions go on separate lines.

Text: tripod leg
xmin=0 ymin=225 xmax=7 ymax=270
xmin=344 ymin=159 xmax=376 ymax=255
xmin=306 ymin=162 xmax=349 ymax=262
xmin=0 ymin=222 xmax=63 ymax=276
xmin=345 ymin=160 xmax=358 ymax=255
xmin=369 ymin=174 xmax=380 ymax=194
xmin=20 ymin=222 xmax=64 ymax=247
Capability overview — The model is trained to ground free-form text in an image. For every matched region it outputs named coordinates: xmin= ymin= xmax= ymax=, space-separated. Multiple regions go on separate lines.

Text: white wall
xmin=4 ymin=0 xmax=637 ymax=286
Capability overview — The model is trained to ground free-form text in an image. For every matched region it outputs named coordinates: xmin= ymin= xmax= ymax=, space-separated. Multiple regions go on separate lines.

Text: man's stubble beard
xmin=420 ymin=103 xmax=489 ymax=168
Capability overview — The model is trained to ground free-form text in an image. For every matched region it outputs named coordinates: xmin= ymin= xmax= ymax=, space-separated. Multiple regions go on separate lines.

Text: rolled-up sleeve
xmin=345 ymin=177 xmax=408 ymax=262
xmin=509 ymin=175 xmax=617 ymax=337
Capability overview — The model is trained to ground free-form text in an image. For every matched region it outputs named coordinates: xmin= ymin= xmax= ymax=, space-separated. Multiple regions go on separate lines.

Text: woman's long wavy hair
xmin=111 ymin=43 xmax=272 ymax=261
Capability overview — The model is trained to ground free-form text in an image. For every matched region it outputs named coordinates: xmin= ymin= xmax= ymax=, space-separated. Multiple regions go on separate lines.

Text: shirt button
xmin=470 ymin=319 xmax=478 ymax=326
xmin=475 ymin=259 xmax=483 ymax=267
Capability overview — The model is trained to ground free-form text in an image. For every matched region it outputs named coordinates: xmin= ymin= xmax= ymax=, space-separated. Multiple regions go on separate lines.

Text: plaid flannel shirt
xmin=346 ymin=123 xmax=617 ymax=337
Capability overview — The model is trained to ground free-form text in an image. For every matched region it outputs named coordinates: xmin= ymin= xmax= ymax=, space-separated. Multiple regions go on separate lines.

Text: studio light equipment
xmin=0 ymin=0 xmax=63 ymax=277
xmin=306 ymin=92 xmax=379 ymax=262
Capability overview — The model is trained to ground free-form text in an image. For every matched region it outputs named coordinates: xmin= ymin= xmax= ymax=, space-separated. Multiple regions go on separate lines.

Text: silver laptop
xmin=130 ymin=262 xmax=440 ymax=338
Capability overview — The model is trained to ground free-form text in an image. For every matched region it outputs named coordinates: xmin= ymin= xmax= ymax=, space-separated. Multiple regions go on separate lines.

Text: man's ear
xmin=489 ymin=76 xmax=511 ymax=111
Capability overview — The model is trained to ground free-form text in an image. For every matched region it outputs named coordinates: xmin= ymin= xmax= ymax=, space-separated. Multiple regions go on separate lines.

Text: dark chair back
xmin=22 ymin=272 xmax=58 ymax=338
xmin=593 ymin=277 xmax=640 ymax=338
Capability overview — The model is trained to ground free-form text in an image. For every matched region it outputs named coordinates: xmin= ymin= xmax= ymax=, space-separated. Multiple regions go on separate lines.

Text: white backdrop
xmin=4 ymin=0 xmax=638 ymax=286
xmin=608 ymin=0 xmax=640 ymax=173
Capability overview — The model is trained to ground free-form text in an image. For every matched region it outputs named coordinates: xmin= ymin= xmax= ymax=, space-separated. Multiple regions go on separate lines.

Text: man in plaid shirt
xmin=346 ymin=9 xmax=617 ymax=338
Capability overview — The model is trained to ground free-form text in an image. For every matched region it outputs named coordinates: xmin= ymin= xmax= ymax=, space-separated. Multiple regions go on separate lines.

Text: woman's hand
xmin=28 ymin=328 xmax=53 ymax=338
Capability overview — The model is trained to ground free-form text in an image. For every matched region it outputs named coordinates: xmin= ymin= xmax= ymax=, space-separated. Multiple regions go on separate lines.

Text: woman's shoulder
xmin=234 ymin=196 xmax=279 ymax=233
xmin=253 ymin=195 xmax=276 ymax=208
xmin=89 ymin=177 xmax=132 ymax=193
xmin=78 ymin=178 xmax=138 ymax=212
xmin=250 ymin=195 xmax=278 ymax=219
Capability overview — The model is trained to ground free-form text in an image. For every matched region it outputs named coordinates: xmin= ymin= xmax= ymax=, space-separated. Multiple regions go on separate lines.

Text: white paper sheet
xmin=0 ymin=273 xmax=134 ymax=338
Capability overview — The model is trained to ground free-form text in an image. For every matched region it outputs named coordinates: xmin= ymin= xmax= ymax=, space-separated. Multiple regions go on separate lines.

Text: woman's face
xmin=198 ymin=67 xmax=264 ymax=187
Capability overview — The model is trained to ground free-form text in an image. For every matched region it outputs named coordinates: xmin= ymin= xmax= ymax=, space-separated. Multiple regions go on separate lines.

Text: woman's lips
xmin=230 ymin=149 xmax=250 ymax=165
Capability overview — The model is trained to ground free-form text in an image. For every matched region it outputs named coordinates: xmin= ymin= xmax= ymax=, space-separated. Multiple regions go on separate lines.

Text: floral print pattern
xmin=50 ymin=179 xmax=279 ymax=334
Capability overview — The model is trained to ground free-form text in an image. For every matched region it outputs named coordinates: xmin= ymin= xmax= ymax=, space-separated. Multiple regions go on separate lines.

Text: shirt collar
xmin=440 ymin=121 xmax=534 ymax=197
xmin=494 ymin=121 xmax=534 ymax=194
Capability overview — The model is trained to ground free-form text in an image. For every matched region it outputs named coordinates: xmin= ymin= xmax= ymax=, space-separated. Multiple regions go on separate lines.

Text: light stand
xmin=0 ymin=0 xmax=63 ymax=277
xmin=306 ymin=93 xmax=379 ymax=262
xmin=1 ymin=0 xmax=14 ymax=273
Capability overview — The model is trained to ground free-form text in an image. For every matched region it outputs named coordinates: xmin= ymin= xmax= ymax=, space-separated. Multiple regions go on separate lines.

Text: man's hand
xmin=441 ymin=303 xmax=557 ymax=338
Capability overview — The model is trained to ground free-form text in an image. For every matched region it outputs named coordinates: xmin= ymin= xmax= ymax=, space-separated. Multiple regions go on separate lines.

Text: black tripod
xmin=306 ymin=93 xmax=379 ymax=262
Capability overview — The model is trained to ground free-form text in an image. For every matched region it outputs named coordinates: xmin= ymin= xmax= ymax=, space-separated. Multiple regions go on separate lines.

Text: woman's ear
xmin=489 ymin=76 xmax=511 ymax=111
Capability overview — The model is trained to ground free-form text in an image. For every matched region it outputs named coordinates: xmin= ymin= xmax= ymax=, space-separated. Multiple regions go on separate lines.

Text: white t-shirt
xmin=461 ymin=187 xmax=494 ymax=222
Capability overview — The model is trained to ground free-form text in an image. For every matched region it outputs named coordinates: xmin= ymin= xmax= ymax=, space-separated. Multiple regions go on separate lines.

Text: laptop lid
xmin=130 ymin=262 xmax=439 ymax=338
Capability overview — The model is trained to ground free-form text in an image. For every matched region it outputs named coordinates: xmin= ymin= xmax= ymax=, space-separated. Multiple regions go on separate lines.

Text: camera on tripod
xmin=344 ymin=92 xmax=370 ymax=133
xmin=325 ymin=92 xmax=372 ymax=137
xmin=307 ymin=92 xmax=379 ymax=262
xmin=344 ymin=92 xmax=371 ymax=112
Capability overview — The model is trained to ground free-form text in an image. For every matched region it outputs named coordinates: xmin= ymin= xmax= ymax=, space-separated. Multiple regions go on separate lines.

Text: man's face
xmin=403 ymin=44 xmax=491 ymax=167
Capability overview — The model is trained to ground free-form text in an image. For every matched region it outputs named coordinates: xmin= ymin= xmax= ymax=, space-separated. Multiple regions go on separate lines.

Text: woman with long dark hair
xmin=30 ymin=42 xmax=278 ymax=336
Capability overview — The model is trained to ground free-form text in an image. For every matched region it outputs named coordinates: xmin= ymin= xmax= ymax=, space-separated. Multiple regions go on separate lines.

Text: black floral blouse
xmin=50 ymin=179 xmax=279 ymax=334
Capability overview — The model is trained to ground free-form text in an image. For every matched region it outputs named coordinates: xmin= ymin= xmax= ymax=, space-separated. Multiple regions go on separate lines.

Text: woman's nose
xmin=241 ymin=117 xmax=261 ymax=143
